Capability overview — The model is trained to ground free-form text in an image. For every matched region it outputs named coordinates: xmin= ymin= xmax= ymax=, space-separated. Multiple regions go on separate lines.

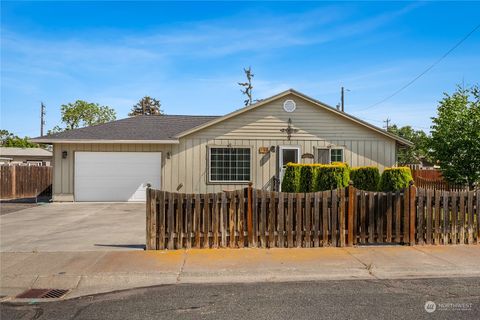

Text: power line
xmin=357 ymin=23 xmax=480 ymax=112
xmin=359 ymin=117 xmax=384 ymax=124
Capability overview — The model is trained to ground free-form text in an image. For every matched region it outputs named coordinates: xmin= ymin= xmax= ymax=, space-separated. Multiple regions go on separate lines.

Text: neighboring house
xmin=415 ymin=156 xmax=439 ymax=170
xmin=0 ymin=147 xmax=52 ymax=166
xmin=31 ymin=89 xmax=412 ymax=202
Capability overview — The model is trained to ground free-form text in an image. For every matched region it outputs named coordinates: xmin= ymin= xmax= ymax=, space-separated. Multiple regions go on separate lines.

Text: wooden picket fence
xmin=414 ymin=176 xmax=470 ymax=192
xmin=0 ymin=165 xmax=53 ymax=199
xmin=409 ymin=166 xmax=443 ymax=181
xmin=146 ymin=183 xmax=480 ymax=250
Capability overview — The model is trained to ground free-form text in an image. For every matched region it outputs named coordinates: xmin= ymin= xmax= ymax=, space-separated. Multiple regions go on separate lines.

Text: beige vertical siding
xmin=52 ymin=93 xmax=399 ymax=200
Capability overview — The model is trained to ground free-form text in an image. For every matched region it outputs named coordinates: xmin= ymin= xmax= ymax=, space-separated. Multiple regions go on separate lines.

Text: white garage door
xmin=74 ymin=152 xmax=161 ymax=202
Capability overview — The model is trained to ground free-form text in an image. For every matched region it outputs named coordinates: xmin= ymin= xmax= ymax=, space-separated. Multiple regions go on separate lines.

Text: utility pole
xmin=383 ymin=118 xmax=391 ymax=130
xmin=340 ymin=87 xmax=350 ymax=112
xmin=341 ymin=87 xmax=345 ymax=112
xmin=40 ymin=102 xmax=46 ymax=136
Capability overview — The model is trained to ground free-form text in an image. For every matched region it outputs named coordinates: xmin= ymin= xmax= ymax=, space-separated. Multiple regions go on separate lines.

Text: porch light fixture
xmin=62 ymin=151 xmax=68 ymax=159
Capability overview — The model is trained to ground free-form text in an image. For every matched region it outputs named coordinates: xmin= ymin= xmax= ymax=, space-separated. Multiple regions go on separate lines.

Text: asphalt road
xmin=2 ymin=277 xmax=480 ymax=320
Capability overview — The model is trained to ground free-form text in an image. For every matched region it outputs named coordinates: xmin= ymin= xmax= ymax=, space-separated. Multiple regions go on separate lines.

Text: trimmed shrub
xmin=313 ymin=164 xmax=350 ymax=191
xmin=299 ymin=165 xmax=314 ymax=192
xmin=282 ymin=163 xmax=351 ymax=192
xmin=281 ymin=163 xmax=301 ymax=192
xmin=379 ymin=167 xmax=413 ymax=192
xmin=350 ymin=166 xmax=380 ymax=191
xmin=331 ymin=162 xmax=350 ymax=170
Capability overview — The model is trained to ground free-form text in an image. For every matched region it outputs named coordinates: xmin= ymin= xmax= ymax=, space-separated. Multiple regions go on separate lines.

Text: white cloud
xmin=118 ymin=4 xmax=420 ymax=58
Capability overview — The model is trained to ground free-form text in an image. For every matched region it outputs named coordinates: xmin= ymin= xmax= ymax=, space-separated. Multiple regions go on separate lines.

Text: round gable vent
xmin=283 ymin=99 xmax=296 ymax=113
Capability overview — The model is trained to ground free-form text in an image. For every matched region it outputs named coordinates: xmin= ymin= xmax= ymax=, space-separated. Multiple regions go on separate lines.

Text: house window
xmin=317 ymin=148 xmax=330 ymax=164
xmin=316 ymin=148 xmax=344 ymax=164
xmin=209 ymin=147 xmax=251 ymax=183
xmin=330 ymin=148 xmax=344 ymax=163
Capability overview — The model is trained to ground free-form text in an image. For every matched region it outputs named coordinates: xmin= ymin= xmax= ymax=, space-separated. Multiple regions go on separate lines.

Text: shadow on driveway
xmin=0 ymin=197 xmax=51 ymax=215
xmin=95 ymin=244 xmax=146 ymax=249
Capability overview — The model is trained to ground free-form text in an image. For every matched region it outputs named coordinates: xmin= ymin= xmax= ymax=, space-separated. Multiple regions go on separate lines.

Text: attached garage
xmin=74 ymin=152 xmax=161 ymax=202
xmin=31 ymin=115 xmax=217 ymax=202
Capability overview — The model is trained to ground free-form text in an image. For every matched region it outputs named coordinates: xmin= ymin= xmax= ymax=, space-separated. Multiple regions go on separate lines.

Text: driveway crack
xmin=342 ymin=248 xmax=379 ymax=279
xmin=411 ymin=246 xmax=457 ymax=266
xmin=176 ymin=250 xmax=187 ymax=283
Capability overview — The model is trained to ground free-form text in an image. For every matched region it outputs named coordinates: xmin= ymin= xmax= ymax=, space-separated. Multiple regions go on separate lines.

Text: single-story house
xmin=31 ymin=89 xmax=412 ymax=202
xmin=0 ymin=147 xmax=52 ymax=166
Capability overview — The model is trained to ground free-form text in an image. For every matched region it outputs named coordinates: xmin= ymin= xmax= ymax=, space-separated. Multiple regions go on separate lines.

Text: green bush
xmin=331 ymin=162 xmax=350 ymax=171
xmin=299 ymin=165 xmax=314 ymax=192
xmin=350 ymin=166 xmax=380 ymax=191
xmin=313 ymin=163 xmax=350 ymax=191
xmin=379 ymin=167 xmax=413 ymax=192
xmin=281 ymin=163 xmax=301 ymax=192
xmin=282 ymin=163 xmax=351 ymax=192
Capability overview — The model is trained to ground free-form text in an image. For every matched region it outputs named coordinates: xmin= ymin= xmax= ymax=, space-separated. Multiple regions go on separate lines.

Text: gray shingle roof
xmin=31 ymin=115 xmax=219 ymax=142
xmin=0 ymin=147 xmax=52 ymax=157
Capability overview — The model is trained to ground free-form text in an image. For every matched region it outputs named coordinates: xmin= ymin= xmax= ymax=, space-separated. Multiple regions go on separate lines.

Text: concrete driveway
xmin=0 ymin=203 xmax=145 ymax=252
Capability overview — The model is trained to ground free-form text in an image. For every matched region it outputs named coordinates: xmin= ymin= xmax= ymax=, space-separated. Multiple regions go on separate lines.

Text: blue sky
xmin=1 ymin=1 xmax=479 ymax=138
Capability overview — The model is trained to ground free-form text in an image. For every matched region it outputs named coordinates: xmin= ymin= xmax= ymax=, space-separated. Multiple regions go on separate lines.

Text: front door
xmin=278 ymin=146 xmax=300 ymax=191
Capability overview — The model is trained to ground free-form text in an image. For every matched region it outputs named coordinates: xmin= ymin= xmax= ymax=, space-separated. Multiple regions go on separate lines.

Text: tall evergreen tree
xmin=129 ymin=96 xmax=163 ymax=116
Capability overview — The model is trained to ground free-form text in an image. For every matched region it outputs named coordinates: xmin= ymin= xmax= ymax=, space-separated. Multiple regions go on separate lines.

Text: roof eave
xmin=396 ymin=139 xmax=414 ymax=147
xmin=29 ymin=139 xmax=180 ymax=144
xmin=286 ymin=89 xmax=415 ymax=147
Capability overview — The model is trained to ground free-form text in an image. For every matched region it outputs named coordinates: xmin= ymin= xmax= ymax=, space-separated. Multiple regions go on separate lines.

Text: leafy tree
xmin=430 ymin=85 xmax=480 ymax=189
xmin=129 ymin=96 xmax=163 ymax=116
xmin=238 ymin=67 xmax=255 ymax=106
xmin=387 ymin=124 xmax=431 ymax=165
xmin=0 ymin=130 xmax=13 ymax=143
xmin=0 ymin=129 xmax=38 ymax=148
xmin=48 ymin=100 xmax=116 ymax=134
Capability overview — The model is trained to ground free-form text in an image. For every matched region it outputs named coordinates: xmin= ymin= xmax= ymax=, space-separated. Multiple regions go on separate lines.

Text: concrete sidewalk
xmin=1 ymin=246 xmax=479 ymax=301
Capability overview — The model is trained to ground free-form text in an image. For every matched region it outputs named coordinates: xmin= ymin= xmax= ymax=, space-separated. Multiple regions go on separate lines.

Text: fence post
xmin=247 ymin=182 xmax=253 ymax=246
xmin=11 ymin=165 xmax=16 ymax=199
xmin=146 ymin=186 xmax=152 ymax=250
xmin=347 ymin=181 xmax=355 ymax=246
xmin=409 ymin=181 xmax=417 ymax=246
xmin=339 ymin=188 xmax=346 ymax=247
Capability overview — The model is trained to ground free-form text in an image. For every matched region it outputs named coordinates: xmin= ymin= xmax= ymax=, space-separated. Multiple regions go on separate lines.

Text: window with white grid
xmin=209 ymin=147 xmax=251 ymax=182
xmin=330 ymin=148 xmax=344 ymax=162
